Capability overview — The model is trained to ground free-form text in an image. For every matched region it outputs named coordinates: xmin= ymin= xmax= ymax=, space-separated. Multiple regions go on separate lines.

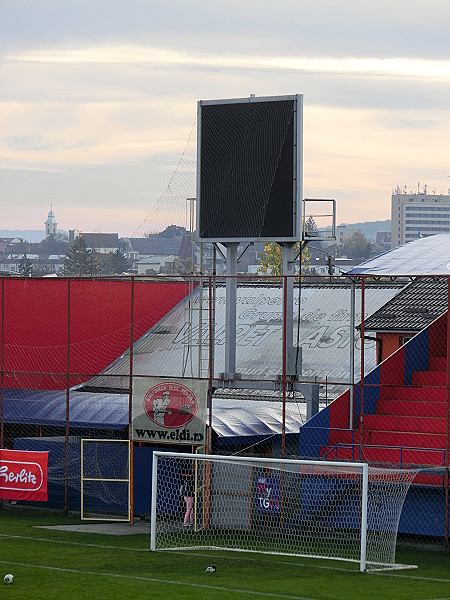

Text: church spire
xmin=45 ymin=205 xmax=57 ymax=237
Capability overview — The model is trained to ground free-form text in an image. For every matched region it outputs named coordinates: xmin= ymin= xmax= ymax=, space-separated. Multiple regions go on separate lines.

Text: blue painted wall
xmin=404 ymin=327 xmax=430 ymax=385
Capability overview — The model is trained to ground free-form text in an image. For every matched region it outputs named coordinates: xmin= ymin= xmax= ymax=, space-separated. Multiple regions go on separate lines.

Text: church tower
xmin=45 ymin=205 xmax=57 ymax=237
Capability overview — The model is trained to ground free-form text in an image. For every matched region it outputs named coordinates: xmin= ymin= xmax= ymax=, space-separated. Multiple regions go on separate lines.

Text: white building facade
xmin=391 ymin=192 xmax=450 ymax=247
xmin=45 ymin=206 xmax=57 ymax=237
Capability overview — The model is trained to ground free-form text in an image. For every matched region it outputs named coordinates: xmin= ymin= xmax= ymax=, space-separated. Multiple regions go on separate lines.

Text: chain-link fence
xmin=1 ymin=274 xmax=449 ymax=547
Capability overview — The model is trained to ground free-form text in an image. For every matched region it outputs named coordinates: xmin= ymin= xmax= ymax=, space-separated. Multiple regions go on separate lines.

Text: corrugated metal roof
xmin=363 ymin=277 xmax=447 ymax=332
xmin=78 ymin=284 xmax=403 ymax=396
xmin=348 ymin=234 xmax=450 ymax=276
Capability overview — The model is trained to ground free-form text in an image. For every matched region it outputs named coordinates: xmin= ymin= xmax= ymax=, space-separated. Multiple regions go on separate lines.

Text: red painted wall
xmin=0 ymin=278 xmax=189 ymax=389
xmin=429 ymin=313 xmax=447 ymax=359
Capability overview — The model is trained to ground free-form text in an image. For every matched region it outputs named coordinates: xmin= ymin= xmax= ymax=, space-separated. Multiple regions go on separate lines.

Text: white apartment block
xmin=391 ymin=192 xmax=450 ymax=247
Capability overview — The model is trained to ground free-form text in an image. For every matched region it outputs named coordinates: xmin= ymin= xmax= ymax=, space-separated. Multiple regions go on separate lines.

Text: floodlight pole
xmin=224 ymin=243 xmax=238 ymax=378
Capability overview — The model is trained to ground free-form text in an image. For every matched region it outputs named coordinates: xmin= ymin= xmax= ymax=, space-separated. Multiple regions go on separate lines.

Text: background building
xmin=391 ymin=190 xmax=450 ymax=247
xmin=44 ymin=206 xmax=57 ymax=237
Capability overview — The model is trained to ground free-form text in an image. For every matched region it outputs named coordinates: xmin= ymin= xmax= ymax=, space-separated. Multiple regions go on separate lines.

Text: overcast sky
xmin=1 ymin=1 xmax=450 ymax=237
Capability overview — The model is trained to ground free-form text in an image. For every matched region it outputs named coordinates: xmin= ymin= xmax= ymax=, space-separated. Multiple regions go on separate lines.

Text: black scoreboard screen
xmin=197 ymin=95 xmax=301 ymax=242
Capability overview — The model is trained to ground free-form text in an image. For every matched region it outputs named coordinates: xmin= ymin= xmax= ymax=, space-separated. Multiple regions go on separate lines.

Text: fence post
xmin=359 ymin=276 xmax=365 ymax=462
xmin=128 ymin=276 xmax=135 ymax=523
xmin=349 ymin=279 xmax=356 ymax=429
xmin=64 ymin=277 xmax=71 ymax=515
xmin=207 ymin=275 xmax=213 ymax=454
xmin=282 ymin=275 xmax=288 ymax=458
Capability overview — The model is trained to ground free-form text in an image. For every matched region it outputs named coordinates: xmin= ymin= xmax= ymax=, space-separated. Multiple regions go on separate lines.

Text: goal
xmin=151 ymin=452 xmax=417 ymax=572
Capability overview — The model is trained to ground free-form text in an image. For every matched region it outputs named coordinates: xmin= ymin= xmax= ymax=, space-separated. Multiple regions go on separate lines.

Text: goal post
xmin=151 ymin=452 xmax=417 ymax=572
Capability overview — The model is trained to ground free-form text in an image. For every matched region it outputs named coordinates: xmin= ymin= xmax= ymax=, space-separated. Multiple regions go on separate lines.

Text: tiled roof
xmin=363 ymin=277 xmax=447 ymax=332
xmin=127 ymin=237 xmax=183 ymax=255
xmin=80 ymin=233 xmax=119 ymax=248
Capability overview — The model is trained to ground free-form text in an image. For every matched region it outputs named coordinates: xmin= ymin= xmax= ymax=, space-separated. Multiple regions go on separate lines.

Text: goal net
xmin=151 ymin=452 xmax=417 ymax=572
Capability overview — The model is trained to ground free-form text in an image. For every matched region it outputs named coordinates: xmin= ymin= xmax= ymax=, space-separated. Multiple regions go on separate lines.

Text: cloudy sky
xmin=1 ymin=1 xmax=450 ymax=237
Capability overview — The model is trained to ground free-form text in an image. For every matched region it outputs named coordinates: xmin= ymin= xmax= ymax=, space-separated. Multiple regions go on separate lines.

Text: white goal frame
xmin=151 ymin=452 xmax=373 ymax=570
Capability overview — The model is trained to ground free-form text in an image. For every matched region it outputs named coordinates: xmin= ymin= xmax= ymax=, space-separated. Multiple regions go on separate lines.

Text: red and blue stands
xmin=299 ymin=313 xmax=449 ymax=536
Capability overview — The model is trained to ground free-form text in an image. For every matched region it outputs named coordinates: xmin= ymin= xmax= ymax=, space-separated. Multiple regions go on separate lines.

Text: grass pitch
xmin=1 ymin=509 xmax=450 ymax=600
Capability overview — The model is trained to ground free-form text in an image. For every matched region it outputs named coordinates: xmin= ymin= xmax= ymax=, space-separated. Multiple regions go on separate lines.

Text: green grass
xmin=1 ymin=508 xmax=450 ymax=600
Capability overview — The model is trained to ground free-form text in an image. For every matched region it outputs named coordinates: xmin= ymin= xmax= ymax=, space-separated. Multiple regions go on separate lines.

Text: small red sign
xmin=143 ymin=382 xmax=198 ymax=429
xmin=0 ymin=449 xmax=48 ymax=502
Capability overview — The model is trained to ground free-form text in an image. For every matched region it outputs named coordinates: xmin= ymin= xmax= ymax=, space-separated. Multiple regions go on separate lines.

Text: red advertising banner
xmin=0 ymin=449 xmax=48 ymax=502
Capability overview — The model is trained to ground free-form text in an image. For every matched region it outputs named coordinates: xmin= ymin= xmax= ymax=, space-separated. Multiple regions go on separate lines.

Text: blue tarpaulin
xmin=3 ymin=389 xmax=128 ymax=430
xmin=3 ymin=389 xmax=305 ymax=438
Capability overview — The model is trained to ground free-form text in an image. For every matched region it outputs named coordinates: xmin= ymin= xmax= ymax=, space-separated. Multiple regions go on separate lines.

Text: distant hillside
xmin=338 ymin=220 xmax=391 ymax=241
xmin=0 ymin=230 xmax=67 ymax=243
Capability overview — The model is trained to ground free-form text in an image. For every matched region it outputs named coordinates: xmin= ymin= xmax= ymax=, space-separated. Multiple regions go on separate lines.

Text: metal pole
xmin=211 ymin=245 xmax=216 ymax=378
xmin=359 ymin=277 xmax=365 ymax=462
xmin=282 ymin=244 xmax=295 ymax=375
xmin=197 ymin=246 xmax=203 ymax=378
xmin=349 ymin=279 xmax=356 ymax=429
xmin=224 ymin=243 xmax=238 ymax=378
xmin=64 ymin=277 xmax=71 ymax=516
xmin=150 ymin=451 xmax=158 ymax=551
xmin=282 ymin=276 xmax=288 ymax=458
xmin=128 ymin=276 xmax=135 ymax=523
xmin=360 ymin=462 xmax=369 ymax=572
xmin=154 ymin=450 xmax=365 ymax=469
xmin=207 ymin=275 xmax=213 ymax=454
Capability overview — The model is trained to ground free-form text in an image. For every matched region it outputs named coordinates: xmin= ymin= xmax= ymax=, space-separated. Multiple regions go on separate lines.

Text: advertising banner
xmin=132 ymin=377 xmax=208 ymax=445
xmin=0 ymin=449 xmax=48 ymax=502
xmin=255 ymin=476 xmax=280 ymax=513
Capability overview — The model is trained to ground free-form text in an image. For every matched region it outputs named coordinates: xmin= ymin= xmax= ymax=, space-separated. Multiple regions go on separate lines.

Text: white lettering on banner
xmin=0 ymin=465 xmax=37 ymax=484
xmin=0 ymin=460 xmax=44 ymax=492
xmin=240 ymin=309 xmax=282 ymax=322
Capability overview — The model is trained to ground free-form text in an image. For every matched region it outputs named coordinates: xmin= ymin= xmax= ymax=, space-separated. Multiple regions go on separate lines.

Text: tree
xmin=42 ymin=231 xmax=68 ymax=243
xmin=342 ymin=231 xmax=372 ymax=259
xmin=304 ymin=215 xmax=318 ymax=237
xmin=157 ymin=225 xmax=187 ymax=239
xmin=258 ymin=242 xmax=310 ymax=276
xmin=107 ymin=249 xmax=131 ymax=275
xmin=18 ymin=253 xmax=33 ymax=277
xmin=64 ymin=236 xmax=101 ymax=276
